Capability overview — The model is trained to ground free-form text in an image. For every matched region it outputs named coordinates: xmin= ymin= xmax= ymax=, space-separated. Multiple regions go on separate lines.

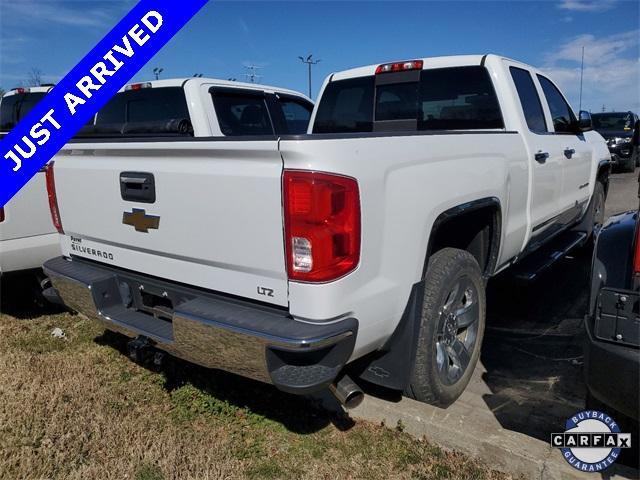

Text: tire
xmin=405 ymin=248 xmax=486 ymax=407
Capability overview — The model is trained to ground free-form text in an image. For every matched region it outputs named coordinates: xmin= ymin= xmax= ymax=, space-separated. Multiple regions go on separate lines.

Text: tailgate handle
xmin=121 ymin=176 xmax=147 ymax=184
xmin=120 ymin=172 xmax=156 ymax=204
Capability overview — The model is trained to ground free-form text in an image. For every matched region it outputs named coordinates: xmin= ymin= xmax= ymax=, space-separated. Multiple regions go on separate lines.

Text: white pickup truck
xmin=0 ymin=87 xmax=61 ymax=283
xmin=44 ymin=56 xmax=610 ymax=408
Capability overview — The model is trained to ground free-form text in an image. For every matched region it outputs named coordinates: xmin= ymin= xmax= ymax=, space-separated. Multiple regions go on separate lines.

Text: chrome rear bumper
xmin=44 ymin=256 xmax=357 ymax=394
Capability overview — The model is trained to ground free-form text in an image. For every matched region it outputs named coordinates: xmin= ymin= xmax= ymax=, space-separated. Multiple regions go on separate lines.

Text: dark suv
xmin=592 ymin=111 xmax=639 ymax=173
xmin=585 ymin=173 xmax=639 ymax=465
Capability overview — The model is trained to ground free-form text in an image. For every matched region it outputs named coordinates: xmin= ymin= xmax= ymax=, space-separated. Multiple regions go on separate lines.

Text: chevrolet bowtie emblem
xmin=122 ymin=209 xmax=160 ymax=233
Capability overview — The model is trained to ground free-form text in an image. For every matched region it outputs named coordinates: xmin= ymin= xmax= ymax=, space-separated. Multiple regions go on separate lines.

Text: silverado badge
xmin=122 ymin=209 xmax=160 ymax=233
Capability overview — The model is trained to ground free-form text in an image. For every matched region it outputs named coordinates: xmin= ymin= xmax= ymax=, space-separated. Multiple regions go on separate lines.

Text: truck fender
xmin=353 ymin=197 xmax=501 ymax=390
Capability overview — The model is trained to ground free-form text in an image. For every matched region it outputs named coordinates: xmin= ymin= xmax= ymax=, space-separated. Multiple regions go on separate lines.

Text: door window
xmin=537 ymin=75 xmax=576 ymax=134
xmin=509 ymin=67 xmax=547 ymax=133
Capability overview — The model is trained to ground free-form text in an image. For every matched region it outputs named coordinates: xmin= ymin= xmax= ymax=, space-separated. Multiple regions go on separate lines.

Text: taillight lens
xmin=45 ymin=162 xmax=63 ymax=233
xmin=283 ymin=170 xmax=360 ymax=282
xmin=0 ymin=207 xmax=4 ymax=223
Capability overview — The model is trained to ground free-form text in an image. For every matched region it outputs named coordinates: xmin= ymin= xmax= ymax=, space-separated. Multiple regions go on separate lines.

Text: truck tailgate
xmin=54 ymin=140 xmax=288 ymax=306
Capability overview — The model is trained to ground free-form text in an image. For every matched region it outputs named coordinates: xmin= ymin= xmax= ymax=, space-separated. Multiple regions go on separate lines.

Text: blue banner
xmin=0 ymin=0 xmax=208 ymax=207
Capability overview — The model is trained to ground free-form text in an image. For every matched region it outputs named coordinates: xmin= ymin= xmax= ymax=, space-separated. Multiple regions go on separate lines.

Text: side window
xmin=211 ymin=92 xmax=274 ymax=136
xmin=537 ymin=75 xmax=576 ymax=134
xmin=509 ymin=67 xmax=547 ymax=133
xmin=279 ymin=98 xmax=312 ymax=134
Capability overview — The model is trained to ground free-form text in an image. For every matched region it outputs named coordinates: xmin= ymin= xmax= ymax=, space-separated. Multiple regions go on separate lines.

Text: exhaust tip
xmin=343 ymin=389 xmax=365 ymax=410
xmin=329 ymin=374 xmax=364 ymax=410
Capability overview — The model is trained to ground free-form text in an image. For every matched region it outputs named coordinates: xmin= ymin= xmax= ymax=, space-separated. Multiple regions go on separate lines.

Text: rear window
xmin=0 ymin=92 xmax=47 ymax=131
xmin=313 ymin=66 xmax=503 ymax=134
xmin=313 ymin=77 xmax=374 ymax=133
xmin=84 ymin=87 xmax=192 ymax=136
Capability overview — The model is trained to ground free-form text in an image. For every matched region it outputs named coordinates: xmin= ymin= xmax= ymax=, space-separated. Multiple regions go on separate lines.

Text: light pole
xmin=579 ymin=46 xmax=584 ymax=111
xmin=153 ymin=67 xmax=164 ymax=80
xmin=298 ymin=55 xmax=321 ymax=98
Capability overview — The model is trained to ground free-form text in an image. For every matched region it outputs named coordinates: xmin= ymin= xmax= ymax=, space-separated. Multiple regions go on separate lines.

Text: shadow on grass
xmin=94 ymin=329 xmax=356 ymax=435
xmin=0 ymin=270 xmax=66 ymax=319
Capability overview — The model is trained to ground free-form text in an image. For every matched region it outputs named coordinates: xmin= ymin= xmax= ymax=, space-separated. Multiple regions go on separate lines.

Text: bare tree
xmin=25 ymin=68 xmax=43 ymax=87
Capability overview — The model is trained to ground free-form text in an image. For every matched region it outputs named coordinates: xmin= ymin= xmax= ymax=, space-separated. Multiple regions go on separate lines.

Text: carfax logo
xmin=551 ymin=410 xmax=632 ymax=472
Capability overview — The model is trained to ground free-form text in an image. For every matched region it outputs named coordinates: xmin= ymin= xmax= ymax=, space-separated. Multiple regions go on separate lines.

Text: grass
xmin=0 ymin=280 xmax=513 ymax=480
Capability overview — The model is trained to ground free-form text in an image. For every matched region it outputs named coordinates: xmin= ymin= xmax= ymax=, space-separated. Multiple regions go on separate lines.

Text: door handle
xmin=564 ymin=148 xmax=576 ymax=159
xmin=534 ymin=151 xmax=549 ymax=163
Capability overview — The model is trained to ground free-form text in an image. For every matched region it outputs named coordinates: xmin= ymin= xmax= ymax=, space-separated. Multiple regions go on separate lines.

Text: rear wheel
xmin=406 ymin=248 xmax=485 ymax=407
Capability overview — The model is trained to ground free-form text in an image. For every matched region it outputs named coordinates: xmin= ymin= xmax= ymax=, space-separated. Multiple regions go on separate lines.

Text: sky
xmin=1 ymin=0 xmax=638 ymax=112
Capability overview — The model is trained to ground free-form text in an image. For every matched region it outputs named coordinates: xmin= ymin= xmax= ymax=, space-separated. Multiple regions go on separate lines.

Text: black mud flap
xmin=354 ymin=281 xmax=424 ymax=391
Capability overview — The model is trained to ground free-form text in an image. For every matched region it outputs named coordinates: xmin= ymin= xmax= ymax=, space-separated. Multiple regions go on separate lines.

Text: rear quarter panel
xmin=280 ymin=132 xmax=528 ymax=358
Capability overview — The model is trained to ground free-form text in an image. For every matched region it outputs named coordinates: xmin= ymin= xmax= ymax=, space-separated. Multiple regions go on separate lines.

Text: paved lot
xmin=344 ymin=169 xmax=639 ymax=479
xmin=606 ymin=170 xmax=638 ymax=218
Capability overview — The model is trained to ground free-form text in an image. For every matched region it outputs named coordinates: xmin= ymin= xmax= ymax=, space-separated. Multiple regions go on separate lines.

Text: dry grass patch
xmin=0 ymin=308 xmax=513 ymax=480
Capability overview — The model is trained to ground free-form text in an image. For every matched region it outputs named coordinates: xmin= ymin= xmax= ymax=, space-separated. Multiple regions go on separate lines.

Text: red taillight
xmin=283 ymin=170 xmax=360 ymax=282
xmin=45 ymin=162 xmax=63 ymax=233
xmin=0 ymin=207 xmax=4 ymax=223
xmin=375 ymin=60 xmax=423 ymax=75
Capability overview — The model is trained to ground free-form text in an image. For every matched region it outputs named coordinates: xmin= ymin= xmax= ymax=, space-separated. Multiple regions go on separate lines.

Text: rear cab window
xmin=211 ymin=89 xmax=274 ymax=136
xmin=313 ymin=65 xmax=504 ymax=134
xmin=83 ymin=86 xmax=192 ymax=137
xmin=0 ymin=91 xmax=48 ymax=132
xmin=211 ymin=88 xmax=313 ymax=136
xmin=78 ymin=82 xmax=312 ymax=139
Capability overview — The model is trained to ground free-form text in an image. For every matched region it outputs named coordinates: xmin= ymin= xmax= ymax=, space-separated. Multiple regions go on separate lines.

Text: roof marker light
xmin=375 ymin=60 xmax=424 ymax=75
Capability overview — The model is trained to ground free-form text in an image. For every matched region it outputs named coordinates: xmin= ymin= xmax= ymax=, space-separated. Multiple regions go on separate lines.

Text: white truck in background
xmin=44 ymin=57 xmax=610 ymax=408
xmin=0 ymin=87 xmax=61 ymax=289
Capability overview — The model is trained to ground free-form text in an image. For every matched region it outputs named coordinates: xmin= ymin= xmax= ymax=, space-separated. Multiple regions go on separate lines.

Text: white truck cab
xmin=44 ymin=59 xmax=610 ymax=408
xmin=0 ymin=86 xmax=61 ymax=277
